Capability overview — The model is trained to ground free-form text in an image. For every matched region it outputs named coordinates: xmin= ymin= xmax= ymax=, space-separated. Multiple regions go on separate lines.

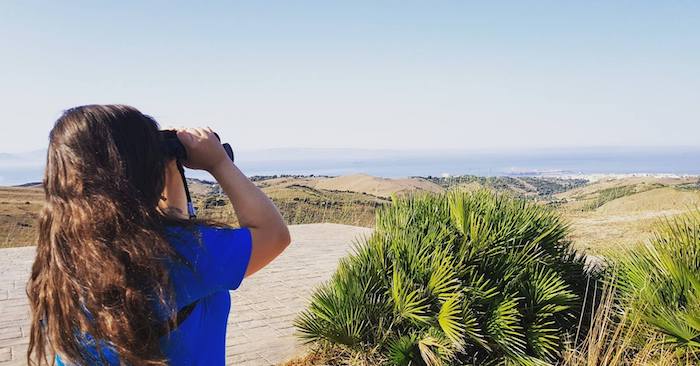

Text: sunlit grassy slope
xmin=0 ymin=185 xmax=43 ymax=248
xmin=557 ymin=177 xmax=700 ymax=254
xmin=194 ymin=176 xmax=388 ymax=228
xmin=2 ymin=175 xmax=699 ymax=253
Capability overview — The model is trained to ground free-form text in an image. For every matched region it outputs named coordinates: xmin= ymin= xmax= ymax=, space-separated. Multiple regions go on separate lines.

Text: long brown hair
xmin=27 ymin=105 xmax=200 ymax=365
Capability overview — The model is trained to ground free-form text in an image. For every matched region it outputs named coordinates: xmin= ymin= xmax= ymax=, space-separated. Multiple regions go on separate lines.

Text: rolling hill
xmin=557 ymin=177 xmax=700 ymax=253
xmin=3 ymin=175 xmax=699 ymax=254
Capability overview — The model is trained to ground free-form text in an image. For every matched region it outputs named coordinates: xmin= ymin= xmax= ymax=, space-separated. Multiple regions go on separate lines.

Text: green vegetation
xmin=290 ymin=190 xmax=700 ymax=365
xmin=520 ymin=177 xmax=590 ymax=196
xmin=613 ymin=211 xmax=700 ymax=360
xmin=677 ymin=180 xmax=700 ymax=191
xmin=582 ymin=185 xmax=637 ymax=211
xmin=421 ymin=175 xmax=588 ymax=198
xmin=294 ymin=190 xmax=592 ymax=365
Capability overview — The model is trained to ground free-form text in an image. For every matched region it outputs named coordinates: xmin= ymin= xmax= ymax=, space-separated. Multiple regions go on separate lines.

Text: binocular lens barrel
xmin=160 ymin=130 xmax=234 ymax=162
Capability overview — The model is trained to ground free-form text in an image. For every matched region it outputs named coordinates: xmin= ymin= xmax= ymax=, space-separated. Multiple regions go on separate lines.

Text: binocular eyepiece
xmin=160 ymin=130 xmax=234 ymax=163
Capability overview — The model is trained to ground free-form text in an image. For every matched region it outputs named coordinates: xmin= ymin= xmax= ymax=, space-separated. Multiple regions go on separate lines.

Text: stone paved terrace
xmin=0 ymin=223 xmax=373 ymax=366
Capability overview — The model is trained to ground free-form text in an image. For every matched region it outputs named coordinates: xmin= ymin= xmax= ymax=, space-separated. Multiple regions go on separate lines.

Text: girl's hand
xmin=175 ymin=127 xmax=230 ymax=172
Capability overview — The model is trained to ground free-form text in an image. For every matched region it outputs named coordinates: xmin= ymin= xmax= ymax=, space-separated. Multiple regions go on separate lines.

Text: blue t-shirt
xmin=55 ymin=224 xmax=253 ymax=366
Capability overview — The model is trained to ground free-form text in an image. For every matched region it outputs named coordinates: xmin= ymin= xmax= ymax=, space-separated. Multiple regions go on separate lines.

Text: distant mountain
xmin=2 ymin=146 xmax=700 ymax=186
xmin=0 ymin=149 xmax=46 ymax=166
xmin=0 ymin=150 xmax=46 ymax=186
xmin=14 ymin=182 xmax=42 ymax=188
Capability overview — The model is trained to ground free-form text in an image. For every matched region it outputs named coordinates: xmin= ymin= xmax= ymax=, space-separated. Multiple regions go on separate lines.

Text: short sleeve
xmin=166 ymin=224 xmax=253 ymax=306
xmin=195 ymin=225 xmax=253 ymax=291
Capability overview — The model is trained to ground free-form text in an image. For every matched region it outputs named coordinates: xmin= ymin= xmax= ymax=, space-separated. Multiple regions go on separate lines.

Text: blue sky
xmin=1 ymin=1 xmax=698 ymax=153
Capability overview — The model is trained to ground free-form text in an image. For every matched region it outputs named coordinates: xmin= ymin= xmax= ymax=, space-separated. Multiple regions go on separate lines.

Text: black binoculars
xmin=160 ymin=129 xmax=234 ymax=163
xmin=159 ymin=129 xmax=234 ymax=219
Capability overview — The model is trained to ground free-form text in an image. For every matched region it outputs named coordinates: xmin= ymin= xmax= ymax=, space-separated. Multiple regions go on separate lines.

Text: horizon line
xmin=4 ymin=144 xmax=700 ymax=156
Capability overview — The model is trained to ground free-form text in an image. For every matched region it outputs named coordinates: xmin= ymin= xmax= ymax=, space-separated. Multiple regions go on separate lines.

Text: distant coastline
xmin=1 ymin=146 xmax=699 ymax=186
xmin=9 ymin=172 xmax=700 ymax=189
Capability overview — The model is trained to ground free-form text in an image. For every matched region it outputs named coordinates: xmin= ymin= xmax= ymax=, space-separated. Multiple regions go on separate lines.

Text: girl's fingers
xmin=176 ymin=129 xmax=191 ymax=144
xmin=187 ymin=128 xmax=200 ymax=139
xmin=174 ymin=127 xmax=216 ymax=144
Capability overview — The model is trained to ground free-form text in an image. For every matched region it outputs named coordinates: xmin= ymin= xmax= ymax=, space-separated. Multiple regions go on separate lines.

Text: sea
xmin=1 ymin=147 xmax=699 ymax=186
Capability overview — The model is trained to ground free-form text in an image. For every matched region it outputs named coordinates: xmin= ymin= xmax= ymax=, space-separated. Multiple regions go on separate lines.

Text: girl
xmin=26 ymin=105 xmax=290 ymax=365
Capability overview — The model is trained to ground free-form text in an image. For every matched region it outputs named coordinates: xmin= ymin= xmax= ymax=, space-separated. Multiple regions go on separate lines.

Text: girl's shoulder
xmin=163 ymin=223 xmax=251 ymax=248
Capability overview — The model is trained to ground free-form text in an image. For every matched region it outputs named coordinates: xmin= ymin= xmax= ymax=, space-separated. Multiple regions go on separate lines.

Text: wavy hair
xmin=27 ymin=105 xmax=203 ymax=365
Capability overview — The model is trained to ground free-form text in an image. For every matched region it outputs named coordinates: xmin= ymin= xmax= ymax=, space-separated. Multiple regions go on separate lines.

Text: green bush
xmin=295 ymin=190 xmax=592 ymax=365
xmin=614 ymin=211 xmax=700 ymax=359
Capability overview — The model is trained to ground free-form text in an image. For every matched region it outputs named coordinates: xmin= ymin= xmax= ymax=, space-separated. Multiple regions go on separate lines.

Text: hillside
xmin=308 ymin=173 xmax=444 ymax=198
xmin=192 ymin=176 xmax=389 ymax=228
xmin=3 ymin=175 xmax=699 ymax=254
xmin=423 ymin=175 xmax=588 ymax=198
xmin=558 ymin=177 xmax=700 ymax=253
xmin=0 ymin=186 xmax=43 ymax=248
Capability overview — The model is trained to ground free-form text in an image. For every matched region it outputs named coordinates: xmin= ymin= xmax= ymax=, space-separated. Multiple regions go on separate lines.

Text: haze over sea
xmin=1 ymin=147 xmax=698 ymax=186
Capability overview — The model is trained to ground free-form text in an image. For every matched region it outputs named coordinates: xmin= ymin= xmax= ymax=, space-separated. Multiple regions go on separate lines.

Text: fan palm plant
xmin=295 ymin=190 xmax=593 ymax=365
xmin=614 ymin=211 xmax=700 ymax=362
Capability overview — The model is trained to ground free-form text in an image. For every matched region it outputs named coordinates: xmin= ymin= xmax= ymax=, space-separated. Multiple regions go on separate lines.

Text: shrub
xmin=614 ymin=211 xmax=700 ymax=361
xmin=294 ymin=190 xmax=592 ymax=365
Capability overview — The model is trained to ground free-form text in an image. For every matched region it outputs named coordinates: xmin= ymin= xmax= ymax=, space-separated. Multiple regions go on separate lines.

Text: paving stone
xmin=0 ymin=328 xmax=21 ymax=342
xmin=0 ymin=348 xmax=10 ymax=362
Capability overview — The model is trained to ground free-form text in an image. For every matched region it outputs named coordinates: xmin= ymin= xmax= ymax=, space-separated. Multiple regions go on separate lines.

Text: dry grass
xmin=560 ymin=179 xmax=700 ymax=254
xmin=564 ymin=210 xmax=681 ymax=254
xmin=195 ymin=179 xmax=388 ymax=228
xmin=280 ymin=345 xmax=386 ymax=366
xmin=563 ymin=281 xmax=691 ymax=366
xmin=0 ymin=186 xmax=42 ymax=248
xmin=309 ymin=173 xmax=444 ymax=198
xmin=555 ymin=177 xmax=696 ymax=201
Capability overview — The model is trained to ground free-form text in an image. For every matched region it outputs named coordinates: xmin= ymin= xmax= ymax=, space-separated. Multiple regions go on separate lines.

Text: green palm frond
xmin=487 ymin=294 xmax=527 ymax=356
xmin=387 ymin=334 xmax=419 ymax=366
xmin=525 ymin=312 xmax=560 ymax=361
xmin=461 ymin=302 xmax=490 ymax=351
xmin=428 ymin=254 xmax=460 ymax=301
xmin=647 ymin=307 xmax=700 ymax=348
xmin=524 ymin=266 xmax=577 ymax=312
xmin=295 ymin=284 xmax=366 ymax=346
xmin=503 ymin=354 xmax=554 ymax=366
xmin=392 ymin=268 xmax=431 ymax=325
xmin=417 ymin=329 xmax=455 ymax=366
xmin=437 ymin=294 xmax=465 ymax=349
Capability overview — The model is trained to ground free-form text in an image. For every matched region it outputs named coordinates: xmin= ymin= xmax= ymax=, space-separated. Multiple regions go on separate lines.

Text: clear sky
xmin=1 ymin=1 xmax=698 ymax=153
